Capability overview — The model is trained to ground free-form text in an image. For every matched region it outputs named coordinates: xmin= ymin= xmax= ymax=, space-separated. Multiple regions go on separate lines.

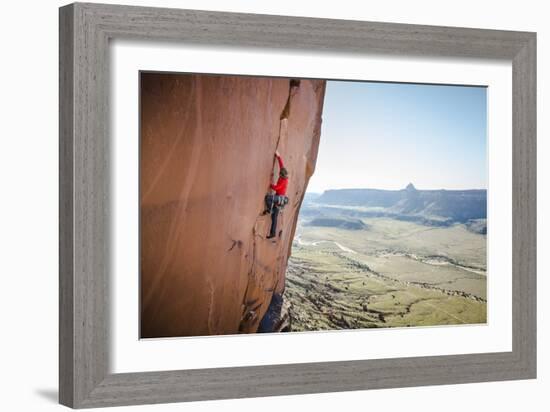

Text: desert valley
xmin=285 ymin=183 xmax=487 ymax=331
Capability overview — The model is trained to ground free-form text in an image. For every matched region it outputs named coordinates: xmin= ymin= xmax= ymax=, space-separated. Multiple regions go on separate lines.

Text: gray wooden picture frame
xmin=59 ymin=2 xmax=537 ymax=408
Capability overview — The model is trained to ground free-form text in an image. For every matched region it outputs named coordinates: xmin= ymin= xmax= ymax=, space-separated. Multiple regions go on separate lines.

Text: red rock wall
xmin=140 ymin=73 xmax=326 ymax=338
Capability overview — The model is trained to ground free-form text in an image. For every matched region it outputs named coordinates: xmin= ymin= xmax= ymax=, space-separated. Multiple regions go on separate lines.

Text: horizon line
xmin=306 ymin=186 xmax=488 ymax=194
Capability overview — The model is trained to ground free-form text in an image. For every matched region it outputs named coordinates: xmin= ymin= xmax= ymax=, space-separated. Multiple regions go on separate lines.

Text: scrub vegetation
xmin=285 ymin=214 xmax=487 ymax=331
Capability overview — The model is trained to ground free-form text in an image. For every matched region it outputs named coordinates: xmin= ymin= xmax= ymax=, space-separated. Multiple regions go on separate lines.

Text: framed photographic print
xmin=59 ymin=2 xmax=536 ymax=408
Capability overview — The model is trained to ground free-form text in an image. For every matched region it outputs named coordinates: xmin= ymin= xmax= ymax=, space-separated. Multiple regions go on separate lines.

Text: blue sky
xmin=307 ymin=80 xmax=487 ymax=193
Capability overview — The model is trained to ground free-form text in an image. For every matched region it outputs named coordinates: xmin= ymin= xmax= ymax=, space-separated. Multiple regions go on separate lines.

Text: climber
xmin=265 ymin=150 xmax=289 ymax=239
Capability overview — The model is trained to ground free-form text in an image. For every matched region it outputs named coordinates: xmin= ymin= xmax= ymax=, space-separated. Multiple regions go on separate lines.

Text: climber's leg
xmin=263 ymin=194 xmax=274 ymax=215
xmin=267 ymin=206 xmax=279 ymax=238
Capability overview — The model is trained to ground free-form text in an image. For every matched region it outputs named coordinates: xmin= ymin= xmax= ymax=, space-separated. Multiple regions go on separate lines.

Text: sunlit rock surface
xmin=140 ymin=73 xmax=326 ymax=338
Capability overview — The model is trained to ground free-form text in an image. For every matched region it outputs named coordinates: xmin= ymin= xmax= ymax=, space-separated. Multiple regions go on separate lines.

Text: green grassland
xmin=285 ymin=217 xmax=487 ymax=331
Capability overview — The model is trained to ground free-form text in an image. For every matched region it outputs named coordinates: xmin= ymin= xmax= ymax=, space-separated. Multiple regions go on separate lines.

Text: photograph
xmin=139 ymin=72 xmax=487 ymax=338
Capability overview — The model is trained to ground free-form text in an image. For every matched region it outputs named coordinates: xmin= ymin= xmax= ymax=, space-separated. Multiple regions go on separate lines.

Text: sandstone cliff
xmin=140 ymin=73 xmax=326 ymax=338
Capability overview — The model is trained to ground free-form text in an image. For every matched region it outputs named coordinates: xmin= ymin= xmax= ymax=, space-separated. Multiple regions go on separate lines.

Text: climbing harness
xmin=265 ymin=194 xmax=289 ymax=213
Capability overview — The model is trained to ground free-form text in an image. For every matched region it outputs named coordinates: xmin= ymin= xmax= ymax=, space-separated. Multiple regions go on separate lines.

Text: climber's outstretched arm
xmin=275 ymin=151 xmax=284 ymax=169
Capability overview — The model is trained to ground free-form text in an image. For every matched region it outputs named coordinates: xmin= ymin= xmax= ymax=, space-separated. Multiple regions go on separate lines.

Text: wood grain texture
xmin=59 ymin=2 xmax=537 ymax=408
xmin=59 ymin=4 xmax=74 ymax=406
xmin=512 ymin=35 xmax=537 ymax=375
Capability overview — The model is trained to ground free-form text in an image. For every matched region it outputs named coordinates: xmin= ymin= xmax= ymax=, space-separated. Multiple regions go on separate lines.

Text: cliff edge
xmin=140 ymin=73 xmax=326 ymax=337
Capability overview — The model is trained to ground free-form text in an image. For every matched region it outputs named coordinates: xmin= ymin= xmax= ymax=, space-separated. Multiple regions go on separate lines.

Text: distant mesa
xmin=465 ymin=219 xmax=487 ymax=235
xmin=306 ymin=217 xmax=368 ymax=230
xmin=303 ymin=192 xmax=322 ymax=204
xmin=311 ymin=183 xmax=487 ymax=226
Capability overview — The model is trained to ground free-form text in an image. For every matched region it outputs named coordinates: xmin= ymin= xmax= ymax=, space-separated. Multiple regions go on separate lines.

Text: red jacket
xmin=270 ymin=155 xmax=288 ymax=196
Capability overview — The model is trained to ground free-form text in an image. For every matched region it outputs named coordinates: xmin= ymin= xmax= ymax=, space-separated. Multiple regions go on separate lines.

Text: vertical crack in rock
xmin=284 ymin=81 xmax=327 ymax=277
xmin=275 ymin=79 xmax=300 ymax=151
xmin=238 ymin=79 xmax=302 ymax=332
